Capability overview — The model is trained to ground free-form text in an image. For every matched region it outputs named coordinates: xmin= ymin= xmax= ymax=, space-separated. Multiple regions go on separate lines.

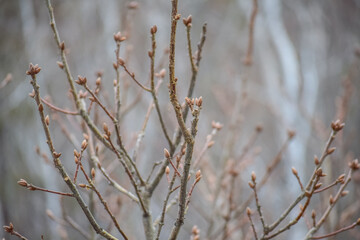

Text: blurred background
xmin=1 ymin=0 xmax=360 ymax=239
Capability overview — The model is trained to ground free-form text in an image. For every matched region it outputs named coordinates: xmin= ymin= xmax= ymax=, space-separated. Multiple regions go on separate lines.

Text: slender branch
xmin=154 ymin=195 xmax=179 ymax=227
xmin=314 ymin=174 xmax=345 ymax=194
xmin=263 ymin=129 xmax=338 ymax=235
xmin=83 ymin=83 xmax=116 ymax=122
xmin=118 ymin=61 xmax=152 ymax=92
xmin=243 ymin=0 xmax=258 ymax=66
xmin=146 ymin=160 xmax=163 ymax=183
xmin=149 ymin=27 xmax=174 ymax=150
xmin=166 ymin=154 xmax=182 ymax=177
xmin=114 ymin=33 xmax=122 ymax=123
xmin=173 ymin=23 xmax=207 ymax=147
xmin=45 ymin=0 xmax=79 ymax=104
xmin=184 ymin=18 xmax=197 ymax=73
xmin=193 ymin=127 xmax=219 ymax=168
xmin=222 ymin=172 xmax=237 ymax=240
xmin=264 ymin=175 xmax=321 ymax=239
xmin=310 ymin=219 xmax=360 ymax=239
xmin=27 ymin=66 xmax=117 ymax=240
xmin=185 ymin=171 xmax=202 ymax=207
xmin=250 ymin=172 xmax=267 ymax=233
xmin=168 ymin=0 xmax=192 ymax=144
xmin=155 ymin=153 xmax=182 ymax=240
xmin=105 ymin=133 xmax=148 ymax=215
xmin=17 ymin=179 xmax=74 ymax=197
xmin=41 ymin=97 xmax=79 ymax=115
xmin=79 ymin=163 xmax=128 ymax=239
xmin=95 ymin=158 xmax=139 ymax=202
xmin=114 ymin=123 xmax=146 ymax=186
xmin=73 ymin=146 xmax=85 ymax=183
xmin=247 ymin=208 xmax=259 ymax=240
xmin=169 ymin=107 xmax=201 ymax=239
xmin=305 ymin=130 xmax=337 ymax=191
xmin=292 ymin=167 xmax=304 ymax=191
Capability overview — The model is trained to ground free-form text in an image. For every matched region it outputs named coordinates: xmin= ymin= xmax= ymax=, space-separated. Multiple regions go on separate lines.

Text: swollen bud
xmin=17 ymin=179 xmax=28 ymax=187
xmin=341 ymin=191 xmax=349 ymax=197
xmin=57 ymin=61 xmax=64 ymax=69
xmin=195 ymin=170 xmax=201 ymax=179
xmin=291 ymin=167 xmax=298 ymax=176
xmin=91 ymin=168 xmax=95 ymax=179
xmin=45 ymin=115 xmax=50 ymax=126
xmin=311 ymin=210 xmax=316 ymax=219
xmin=246 ymin=207 xmax=252 ymax=216
xmin=118 ymin=58 xmax=125 ymax=66
xmin=150 ymin=25 xmax=157 ymax=34
xmin=251 ymin=171 xmax=256 ymax=182
xmin=81 ymin=139 xmax=88 ymax=150
xmin=74 ymin=156 xmax=79 ymax=164
xmin=53 ymin=152 xmax=62 ymax=158
xmin=327 ymin=147 xmax=336 ymax=155
xmin=314 ymin=155 xmax=320 ymax=165
xmin=164 ymin=148 xmax=170 ymax=158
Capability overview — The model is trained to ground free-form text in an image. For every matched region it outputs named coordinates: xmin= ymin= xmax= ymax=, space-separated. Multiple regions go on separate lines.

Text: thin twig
xmin=73 ymin=147 xmax=85 ymax=183
xmin=314 ymin=174 xmax=345 ymax=194
xmin=186 ymin=172 xmax=202 ymax=207
xmin=166 ymin=155 xmax=182 ymax=177
xmin=244 ymin=0 xmax=258 ymax=66
xmin=292 ymin=167 xmax=304 ymax=191
xmin=79 ymin=163 xmax=128 ymax=239
xmin=41 ymin=97 xmax=79 ymax=115
xmin=83 ymin=83 xmax=116 ymax=122
xmin=95 ymin=157 xmax=139 ymax=202
xmin=310 ymin=219 xmax=360 ymax=239
xmin=222 ymin=172 xmax=237 ymax=240
xmin=263 ymin=129 xmax=338 ymax=235
xmin=146 ymin=160 xmax=163 ymax=183
xmin=155 ymin=154 xmax=182 ymax=240
xmin=149 ymin=27 xmax=174 ymax=150
xmin=105 ymin=134 xmax=148 ymax=216
xmin=17 ymin=180 xmax=74 ymax=197
xmin=114 ymin=36 xmax=122 ymax=123
xmin=169 ymin=107 xmax=201 ymax=239
xmin=250 ymin=172 xmax=267 ymax=233
xmin=119 ymin=63 xmax=152 ymax=92
xmin=193 ymin=128 xmax=219 ymax=168
xmin=263 ymin=175 xmax=321 ymax=239
xmin=247 ymin=208 xmax=259 ymax=240
xmin=3 ymin=223 xmax=28 ymax=240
